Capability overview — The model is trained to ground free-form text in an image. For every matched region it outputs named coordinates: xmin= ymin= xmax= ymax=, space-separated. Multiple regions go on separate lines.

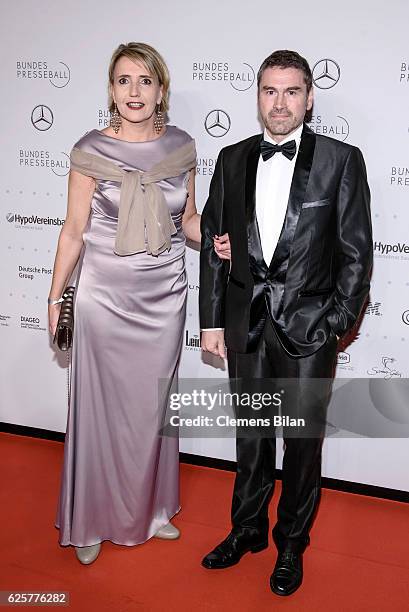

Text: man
xmin=199 ymin=50 xmax=372 ymax=596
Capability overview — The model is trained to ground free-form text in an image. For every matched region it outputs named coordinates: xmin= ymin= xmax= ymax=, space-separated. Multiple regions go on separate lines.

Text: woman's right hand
xmin=47 ymin=168 xmax=95 ymax=342
xmin=213 ymin=233 xmax=231 ymax=260
xmin=48 ymin=303 xmax=61 ymax=338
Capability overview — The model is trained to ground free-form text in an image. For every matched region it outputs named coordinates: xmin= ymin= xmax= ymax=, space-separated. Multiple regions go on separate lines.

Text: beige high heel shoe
xmin=75 ymin=543 xmax=101 ymax=564
xmin=154 ymin=522 xmax=180 ymax=539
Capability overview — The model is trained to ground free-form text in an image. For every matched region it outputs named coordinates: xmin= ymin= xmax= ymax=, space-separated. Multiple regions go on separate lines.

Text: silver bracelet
xmin=48 ymin=296 xmax=64 ymax=305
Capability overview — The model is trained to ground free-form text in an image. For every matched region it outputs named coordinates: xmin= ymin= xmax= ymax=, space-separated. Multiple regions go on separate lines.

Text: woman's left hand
xmin=213 ymin=233 xmax=231 ymax=260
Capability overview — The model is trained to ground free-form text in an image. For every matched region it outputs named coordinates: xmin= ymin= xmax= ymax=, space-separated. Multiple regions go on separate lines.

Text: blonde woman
xmin=48 ymin=42 xmax=230 ymax=564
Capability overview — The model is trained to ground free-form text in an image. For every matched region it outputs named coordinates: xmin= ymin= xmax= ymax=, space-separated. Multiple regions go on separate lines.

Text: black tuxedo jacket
xmin=199 ymin=124 xmax=373 ymax=357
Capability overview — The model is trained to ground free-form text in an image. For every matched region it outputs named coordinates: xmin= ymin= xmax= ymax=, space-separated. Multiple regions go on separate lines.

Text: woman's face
xmin=111 ymin=56 xmax=162 ymax=127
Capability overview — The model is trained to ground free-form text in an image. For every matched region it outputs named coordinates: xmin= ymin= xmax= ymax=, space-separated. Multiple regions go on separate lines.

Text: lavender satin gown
xmin=55 ymin=126 xmax=192 ymax=547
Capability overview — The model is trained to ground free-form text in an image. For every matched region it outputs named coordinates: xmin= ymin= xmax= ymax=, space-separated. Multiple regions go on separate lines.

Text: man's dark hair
xmin=257 ymin=50 xmax=312 ymax=92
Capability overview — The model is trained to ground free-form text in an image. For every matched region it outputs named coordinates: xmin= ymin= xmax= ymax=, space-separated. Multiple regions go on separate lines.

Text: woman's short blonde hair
xmin=108 ymin=42 xmax=170 ymax=114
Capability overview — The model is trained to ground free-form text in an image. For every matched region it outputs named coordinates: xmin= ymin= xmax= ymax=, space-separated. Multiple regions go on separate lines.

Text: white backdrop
xmin=1 ymin=0 xmax=408 ymax=490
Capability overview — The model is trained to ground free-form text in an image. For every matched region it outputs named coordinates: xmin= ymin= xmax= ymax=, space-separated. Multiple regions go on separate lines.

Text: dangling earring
xmin=110 ymin=103 xmax=121 ymax=134
xmin=153 ymin=104 xmax=164 ymax=134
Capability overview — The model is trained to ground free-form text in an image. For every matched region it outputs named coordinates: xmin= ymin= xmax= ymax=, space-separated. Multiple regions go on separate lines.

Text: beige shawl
xmin=70 ymin=139 xmax=196 ymax=256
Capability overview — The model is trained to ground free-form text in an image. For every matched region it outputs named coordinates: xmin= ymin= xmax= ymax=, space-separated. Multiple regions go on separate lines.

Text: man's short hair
xmin=257 ymin=50 xmax=313 ymax=92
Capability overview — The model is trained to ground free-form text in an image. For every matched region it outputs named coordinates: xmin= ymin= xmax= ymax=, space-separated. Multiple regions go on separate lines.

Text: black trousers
xmin=227 ymin=316 xmax=338 ymax=554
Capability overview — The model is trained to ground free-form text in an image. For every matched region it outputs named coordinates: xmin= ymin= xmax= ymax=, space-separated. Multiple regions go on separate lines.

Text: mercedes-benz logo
xmin=205 ymin=110 xmax=231 ymax=137
xmin=31 ymin=105 xmax=54 ymax=131
xmin=402 ymin=310 xmax=409 ymax=325
xmin=312 ymin=59 xmax=341 ymax=89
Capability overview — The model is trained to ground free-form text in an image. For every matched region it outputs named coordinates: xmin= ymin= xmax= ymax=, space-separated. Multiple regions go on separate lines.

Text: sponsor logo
xmin=196 ymin=157 xmax=217 ymax=176
xmin=374 ymin=240 xmax=409 ymax=261
xmin=312 ymin=59 xmax=341 ymax=89
xmin=20 ymin=315 xmax=46 ymax=331
xmin=6 ymin=213 xmax=64 ymax=230
xmin=205 ymin=110 xmax=231 ymax=137
xmin=336 ymin=350 xmax=354 ymax=372
xmin=16 ymin=60 xmax=70 ymax=88
xmin=402 ymin=310 xmax=409 ymax=325
xmin=19 ymin=149 xmax=69 ymax=176
xmin=390 ymin=166 xmax=409 ymax=187
xmin=365 ymin=301 xmax=382 ymax=316
xmin=365 ymin=302 xmax=382 ymax=317
xmin=337 ymin=351 xmax=350 ymax=364
xmin=185 ymin=329 xmax=201 ymax=351
xmin=18 ymin=265 xmax=53 ymax=281
xmin=0 ymin=314 xmax=11 ymax=327
xmin=367 ymin=357 xmax=402 ymax=379
xmin=192 ymin=61 xmax=255 ymax=91
xmin=374 ymin=241 xmax=409 ymax=255
xmin=31 ymin=105 xmax=54 ymax=131
xmin=400 ymin=62 xmax=409 ymax=83
xmin=309 ymin=114 xmax=349 ymax=141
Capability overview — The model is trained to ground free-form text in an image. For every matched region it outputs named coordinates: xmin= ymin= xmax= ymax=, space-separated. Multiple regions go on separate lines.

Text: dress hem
xmin=55 ymin=506 xmax=181 ymax=548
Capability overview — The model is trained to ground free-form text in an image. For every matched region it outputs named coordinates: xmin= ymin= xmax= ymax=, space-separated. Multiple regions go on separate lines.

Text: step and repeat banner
xmin=1 ymin=0 xmax=408 ymax=490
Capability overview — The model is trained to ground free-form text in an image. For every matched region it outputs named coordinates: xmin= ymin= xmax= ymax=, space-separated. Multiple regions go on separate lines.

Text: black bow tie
xmin=260 ymin=139 xmax=297 ymax=161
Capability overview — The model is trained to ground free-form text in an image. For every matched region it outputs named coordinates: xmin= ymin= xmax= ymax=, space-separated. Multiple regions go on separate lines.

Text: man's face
xmin=258 ymin=66 xmax=313 ymax=142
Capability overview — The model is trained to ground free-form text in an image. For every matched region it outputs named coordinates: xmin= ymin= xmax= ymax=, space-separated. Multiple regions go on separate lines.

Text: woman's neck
xmin=109 ymin=119 xmax=159 ymax=142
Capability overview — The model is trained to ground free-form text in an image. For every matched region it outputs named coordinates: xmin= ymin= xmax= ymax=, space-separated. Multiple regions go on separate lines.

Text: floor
xmin=1 ymin=432 xmax=408 ymax=611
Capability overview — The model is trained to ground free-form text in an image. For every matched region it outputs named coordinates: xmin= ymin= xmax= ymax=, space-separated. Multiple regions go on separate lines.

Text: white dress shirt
xmin=256 ymin=123 xmax=303 ymax=265
xmin=202 ymin=123 xmax=303 ymax=332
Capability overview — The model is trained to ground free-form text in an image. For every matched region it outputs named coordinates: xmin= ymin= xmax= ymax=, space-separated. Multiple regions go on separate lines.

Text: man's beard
xmin=265 ymin=110 xmax=296 ymax=136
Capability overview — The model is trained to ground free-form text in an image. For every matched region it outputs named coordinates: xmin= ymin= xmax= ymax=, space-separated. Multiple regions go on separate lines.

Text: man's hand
xmin=201 ymin=330 xmax=226 ymax=359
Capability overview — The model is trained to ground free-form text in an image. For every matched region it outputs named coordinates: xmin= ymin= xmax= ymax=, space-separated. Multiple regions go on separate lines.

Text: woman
xmin=48 ymin=42 xmax=230 ymax=565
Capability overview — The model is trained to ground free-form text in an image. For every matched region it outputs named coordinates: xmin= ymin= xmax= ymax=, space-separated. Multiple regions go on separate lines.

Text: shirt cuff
xmin=200 ymin=328 xmax=224 ymax=331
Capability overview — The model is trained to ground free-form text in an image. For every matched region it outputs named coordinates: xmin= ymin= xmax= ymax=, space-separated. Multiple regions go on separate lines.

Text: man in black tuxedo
xmin=199 ymin=50 xmax=372 ymax=596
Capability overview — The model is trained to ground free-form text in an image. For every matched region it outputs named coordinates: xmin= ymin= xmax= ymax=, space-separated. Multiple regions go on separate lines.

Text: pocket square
xmin=302 ymin=198 xmax=331 ymax=209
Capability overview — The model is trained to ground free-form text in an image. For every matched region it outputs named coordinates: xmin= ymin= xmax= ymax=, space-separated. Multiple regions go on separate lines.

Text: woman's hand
xmin=213 ymin=233 xmax=231 ymax=260
xmin=48 ymin=303 xmax=61 ymax=338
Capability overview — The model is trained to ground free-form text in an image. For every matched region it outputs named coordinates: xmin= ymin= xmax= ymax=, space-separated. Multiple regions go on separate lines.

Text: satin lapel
xmin=268 ymin=125 xmax=316 ymax=276
xmin=245 ymin=135 xmax=263 ymax=225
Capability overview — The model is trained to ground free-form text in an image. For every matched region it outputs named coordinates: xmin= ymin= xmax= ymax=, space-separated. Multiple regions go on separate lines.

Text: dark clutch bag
xmin=53 ymin=286 xmax=75 ymax=351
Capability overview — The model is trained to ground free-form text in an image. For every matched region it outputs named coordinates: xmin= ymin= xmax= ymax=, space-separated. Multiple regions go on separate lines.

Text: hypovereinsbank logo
xmin=6 ymin=212 xmax=64 ymax=228
xmin=374 ymin=240 xmax=409 ymax=261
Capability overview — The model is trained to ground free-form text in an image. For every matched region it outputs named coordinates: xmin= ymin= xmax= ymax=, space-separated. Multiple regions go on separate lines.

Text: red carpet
xmin=1 ymin=432 xmax=408 ymax=611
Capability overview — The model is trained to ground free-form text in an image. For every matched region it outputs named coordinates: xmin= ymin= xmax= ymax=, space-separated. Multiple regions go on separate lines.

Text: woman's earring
xmin=110 ymin=103 xmax=121 ymax=134
xmin=153 ymin=105 xmax=164 ymax=134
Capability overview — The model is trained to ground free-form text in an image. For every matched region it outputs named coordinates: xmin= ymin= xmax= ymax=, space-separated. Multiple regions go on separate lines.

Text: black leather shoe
xmin=270 ymin=551 xmax=303 ymax=596
xmin=202 ymin=531 xmax=268 ymax=569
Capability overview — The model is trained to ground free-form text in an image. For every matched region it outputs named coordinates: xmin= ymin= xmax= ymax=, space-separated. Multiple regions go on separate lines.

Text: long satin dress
xmin=55 ymin=126 xmax=192 ymax=547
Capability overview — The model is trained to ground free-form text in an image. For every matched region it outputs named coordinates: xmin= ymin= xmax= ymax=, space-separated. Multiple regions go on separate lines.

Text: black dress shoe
xmin=202 ymin=531 xmax=268 ymax=569
xmin=270 ymin=551 xmax=303 ymax=596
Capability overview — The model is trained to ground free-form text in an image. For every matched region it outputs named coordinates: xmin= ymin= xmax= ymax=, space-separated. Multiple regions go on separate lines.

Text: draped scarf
xmin=70 ymin=139 xmax=197 ymax=256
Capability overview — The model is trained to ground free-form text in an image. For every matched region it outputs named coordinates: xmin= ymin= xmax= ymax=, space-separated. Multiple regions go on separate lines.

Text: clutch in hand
xmin=53 ymin=286 xmax=75 ymax=351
